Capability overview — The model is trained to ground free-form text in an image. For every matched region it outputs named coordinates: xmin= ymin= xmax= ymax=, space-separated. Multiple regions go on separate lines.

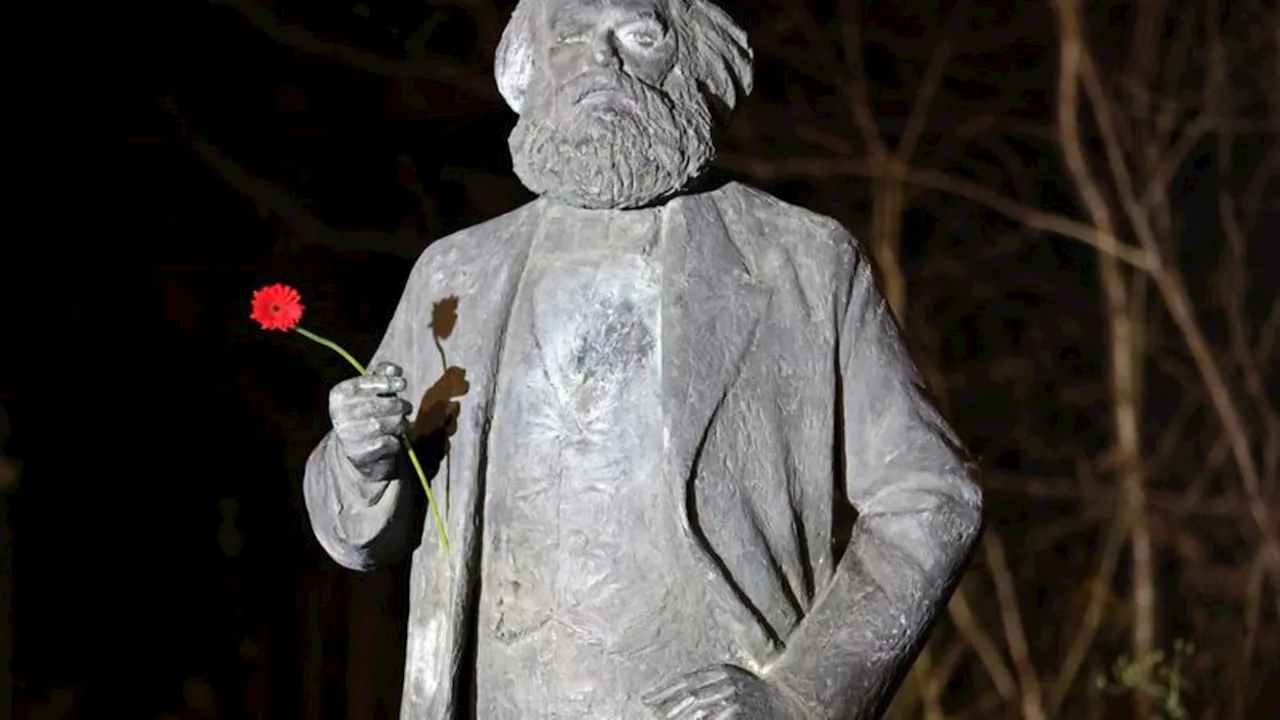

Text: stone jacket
xmin=303 ymin=180 xmax=983 ymax=719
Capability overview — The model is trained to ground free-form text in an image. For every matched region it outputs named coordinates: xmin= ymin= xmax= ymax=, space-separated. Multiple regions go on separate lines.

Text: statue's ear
xmin=495 ymin=0 xmax=539 ymax=114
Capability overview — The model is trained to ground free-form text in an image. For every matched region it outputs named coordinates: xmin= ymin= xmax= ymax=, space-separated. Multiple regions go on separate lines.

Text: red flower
xmin=250 ymin=284 xmax=305 ymax=331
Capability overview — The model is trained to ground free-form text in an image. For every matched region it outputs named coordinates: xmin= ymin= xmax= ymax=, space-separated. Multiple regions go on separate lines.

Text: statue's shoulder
xmin=709 ymin=181 xmax=860 ymax=265
xmin=412 ymin=199 xmax=545 ymax=274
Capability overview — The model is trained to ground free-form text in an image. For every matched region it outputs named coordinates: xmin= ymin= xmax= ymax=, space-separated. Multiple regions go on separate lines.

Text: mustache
xmin=560 ymin=71 xmax=653 ymax=107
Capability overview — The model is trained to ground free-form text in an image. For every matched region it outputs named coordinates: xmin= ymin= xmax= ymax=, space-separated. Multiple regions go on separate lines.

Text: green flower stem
xmin=293 ymin=325 xmax=452 ymax=553
xmin=294 ymin=326 xmax=368 ymax=374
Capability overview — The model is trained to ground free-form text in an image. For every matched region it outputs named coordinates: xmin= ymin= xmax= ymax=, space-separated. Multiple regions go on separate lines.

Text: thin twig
xmin=1240 ymin=141 xmax=1280 ymax=231
xmin=1047 ymin=503 xmax=1133 ymax=715
xmin=983 ymin=531 xmax=1047 ymax=720
xmin=829 ymin=0 xmax=885 ymax=160
xmin=1233 ymin=548 xmax=1269 ymax=720
xmin=207 ymin=0 xmax=500 ymax=101
xmin=1220 ymin=194 xmax=1280 ymax=456
xmin=982 ymin=473 xmax=1259 ymax=520
xmin=947 ymin=587 xmax=1019 ymax=705
xmin=897 ymin=0 xmax=971 ymax=164
xmin=158 ymin=97 xmax=423 ymax=259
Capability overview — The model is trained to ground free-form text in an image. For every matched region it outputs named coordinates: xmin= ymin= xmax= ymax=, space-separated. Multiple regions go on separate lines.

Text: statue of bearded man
xmin=303 ymin=0 xmax=984 ymax=717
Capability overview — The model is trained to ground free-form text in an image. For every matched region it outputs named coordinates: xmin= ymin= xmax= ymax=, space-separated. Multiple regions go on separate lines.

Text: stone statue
xmin=303 ymin=0 xmax=983 ymax=717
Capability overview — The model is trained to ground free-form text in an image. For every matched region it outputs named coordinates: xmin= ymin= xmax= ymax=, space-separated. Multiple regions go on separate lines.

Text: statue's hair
xmin=494 ymin=0 xmax=753 ymax=118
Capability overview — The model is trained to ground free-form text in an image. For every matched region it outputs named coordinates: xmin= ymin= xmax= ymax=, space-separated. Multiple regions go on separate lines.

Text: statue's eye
xmin=620 ymin=21 xmax=665 ymax=50
xmin=628 ymin=31 xmax=656 ymax=48
xmin=555 ymin=31 xmax=588 ymax=45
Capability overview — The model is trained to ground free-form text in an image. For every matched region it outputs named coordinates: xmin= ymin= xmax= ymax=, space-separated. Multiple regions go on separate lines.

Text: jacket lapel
xmin=663 ymin=189 xmax=770 ymax=480
xmin=662 ymin=189 xmax=777 ymax=658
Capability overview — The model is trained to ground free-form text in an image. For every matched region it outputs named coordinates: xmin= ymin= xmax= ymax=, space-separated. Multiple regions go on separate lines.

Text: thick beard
xmin=508 ymin=69 xmax=715 ymax=210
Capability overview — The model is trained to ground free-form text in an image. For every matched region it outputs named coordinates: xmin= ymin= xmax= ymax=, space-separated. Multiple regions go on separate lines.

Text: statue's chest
xmin=519 ymin=249 xmax=661 ymax=428
xmin=483 ymin=247 xmax=674 ymax=636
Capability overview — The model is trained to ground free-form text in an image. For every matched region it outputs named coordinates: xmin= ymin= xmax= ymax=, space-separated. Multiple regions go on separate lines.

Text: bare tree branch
xmin=208 ymin=0 xmax=501 ymax=102
xmin=716 ymin=153 xmax=1158 ymax=270
xmin=1047 ymin=502 xmax=1132 ymax=715
xmin=159 ymin=97 xmax=424 ymax=259
xmin=947 ymin=586 xmax=1019 ymax=706
xmin=983 ymin=530 xmax=1046 ymax=720
xmin=1234 ymin=548 xmax=1270 ymax=719
xmin=982 ymin=474 xmax=1259 ymax=520
xmin=897 ymin=1 xmax=970 ymax=164
xmin=1054 ymin=0 xmax=1280 ymax=591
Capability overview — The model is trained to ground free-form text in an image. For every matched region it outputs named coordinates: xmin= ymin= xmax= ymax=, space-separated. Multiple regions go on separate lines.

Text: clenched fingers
xmin=335 ymin=414 xmax=408 ymax=443
xmin=643 ymin=668 xmax=731 ymax=706
xmin=328 ymin=371 xmax=406 ymax=402
xmin=331 ymin=395 xmax=412 ymax=424
xmin=654 ymin=685 xmax=737 ymax=719
xmin=644 ymin=669 xmax=738 ymax=719
xmin=351 ymin=374 xmax=407 ymax=397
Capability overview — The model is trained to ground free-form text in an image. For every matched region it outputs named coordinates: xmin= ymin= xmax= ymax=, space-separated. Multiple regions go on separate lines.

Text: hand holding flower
xmin=250 ymin=283 xmax=451 ymax=552
xmin=329 ymin=361 xmax=413 ymax=482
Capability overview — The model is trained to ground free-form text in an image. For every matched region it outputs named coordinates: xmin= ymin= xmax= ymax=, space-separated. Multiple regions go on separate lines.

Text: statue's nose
xmin=589 ymin=30 xmax=622 ymax=70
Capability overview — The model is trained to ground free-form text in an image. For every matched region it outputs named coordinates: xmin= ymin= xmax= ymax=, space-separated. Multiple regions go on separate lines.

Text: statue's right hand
xmin=329 ymin=361 xmax=412 ymax=476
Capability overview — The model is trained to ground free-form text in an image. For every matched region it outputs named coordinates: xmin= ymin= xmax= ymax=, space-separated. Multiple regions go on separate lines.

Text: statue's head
xmin=496 ymin=0 xmax=753 ymax=210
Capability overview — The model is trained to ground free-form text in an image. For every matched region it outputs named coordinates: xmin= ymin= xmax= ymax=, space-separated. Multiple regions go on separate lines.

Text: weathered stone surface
xmin=304 ymin=1 xmax=983 ymax=717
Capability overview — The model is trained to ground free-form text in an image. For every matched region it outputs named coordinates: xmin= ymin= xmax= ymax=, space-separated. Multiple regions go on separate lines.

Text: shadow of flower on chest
xmin=406 ymin=297 xmax=471 ymax=484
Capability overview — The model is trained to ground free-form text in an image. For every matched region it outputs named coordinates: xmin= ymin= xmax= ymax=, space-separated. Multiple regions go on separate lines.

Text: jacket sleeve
xmin=302 ymin=252 xmax=442 ymax=572
xmin=763 ymin=230 xmax=983 ymax=718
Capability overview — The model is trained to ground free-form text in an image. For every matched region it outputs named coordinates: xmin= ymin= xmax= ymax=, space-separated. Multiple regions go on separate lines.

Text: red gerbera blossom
xmin=250 ymin=283 xmax=305 ymax=331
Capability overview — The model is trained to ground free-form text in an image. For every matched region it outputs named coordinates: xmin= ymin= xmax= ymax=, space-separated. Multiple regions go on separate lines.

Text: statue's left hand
xmin=641 ymin=664 xmax=808 ymax=720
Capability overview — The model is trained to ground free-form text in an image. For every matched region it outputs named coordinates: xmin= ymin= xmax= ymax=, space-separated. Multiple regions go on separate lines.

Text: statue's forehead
xmin=546 ymin=0 xmax=670 ymax=23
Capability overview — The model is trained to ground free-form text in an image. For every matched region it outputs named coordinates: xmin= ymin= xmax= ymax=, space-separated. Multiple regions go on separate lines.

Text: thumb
xmin=372 ymin=361 xmax=403 ymax=378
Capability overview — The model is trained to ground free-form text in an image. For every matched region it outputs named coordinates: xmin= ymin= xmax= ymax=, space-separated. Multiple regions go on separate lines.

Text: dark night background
xmin=3 ymin=0 xmax=1277 ymax=718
